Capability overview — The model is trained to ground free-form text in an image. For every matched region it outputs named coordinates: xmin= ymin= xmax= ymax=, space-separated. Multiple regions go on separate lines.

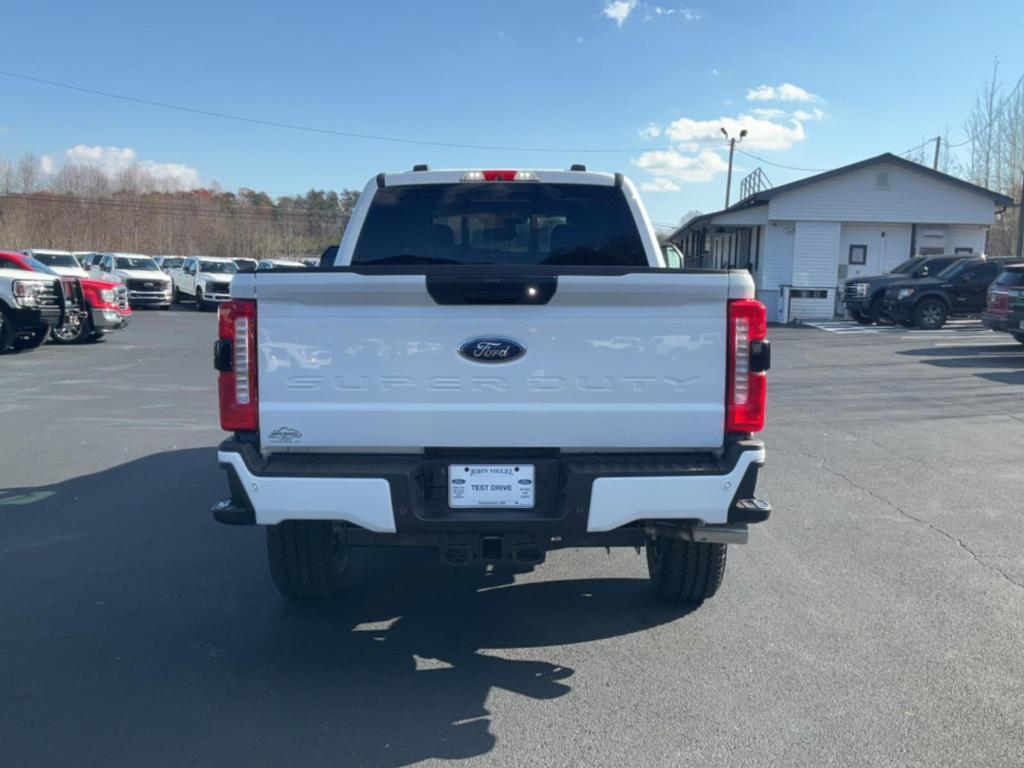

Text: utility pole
xmin=721 ymin=127 xmax=747 ymax=207
xmin=933 ymin=136 xmax=941 ymax=170
xmin=1016 ymin=162 xmax=1024 ymax=257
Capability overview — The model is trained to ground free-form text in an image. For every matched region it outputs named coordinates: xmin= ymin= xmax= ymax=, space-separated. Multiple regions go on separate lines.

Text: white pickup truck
xmin=170 ymin=256 xmax=238 ymax=311
xmin=212 ymin=167 xmax=771 ymax=606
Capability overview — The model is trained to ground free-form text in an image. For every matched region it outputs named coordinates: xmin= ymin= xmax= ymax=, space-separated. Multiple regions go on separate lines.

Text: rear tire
xmin=646 ymin=536 xmax=727 ymax=605
xmin=912 ymin=299 xmax=947 ymax=330
xmin=266 ymin=521 xmax=347 ymax=599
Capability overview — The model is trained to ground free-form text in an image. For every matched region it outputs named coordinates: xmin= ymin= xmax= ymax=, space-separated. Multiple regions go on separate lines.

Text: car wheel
xmin=50 ymin=311 xmax=91 ymax=344
xmin=0 ymin=308 xmax=15 ymax=354
xmin=266 ymin=521 xmax=348 ymax=599
xmin=645 ymin=535 xmax=727 ymax=605
xmin=12 ymin=327 xmax=48 ymax=350
xmin=171 ymin=285 xmax=180 ymax=304
xmin=852 ymin=311 xmax=873 ymax=325
xmin=195 ymin=289 xmax=206 ymax=312
xmin=912 ymin=299 xmax=947 ymax=330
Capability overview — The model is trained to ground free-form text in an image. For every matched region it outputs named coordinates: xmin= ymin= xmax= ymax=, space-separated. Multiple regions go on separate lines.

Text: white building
xmin=668 ymin=153 xmax=1014 ymax=321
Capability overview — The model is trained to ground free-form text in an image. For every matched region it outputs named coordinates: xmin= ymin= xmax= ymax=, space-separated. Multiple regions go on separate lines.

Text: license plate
xmin=449 ymin=464 xmax=535 ymax=509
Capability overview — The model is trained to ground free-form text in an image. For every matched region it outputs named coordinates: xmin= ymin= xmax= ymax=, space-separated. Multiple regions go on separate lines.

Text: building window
xmin=849 ymin=244 xmax=867 ymax=265
xmin=954 ymin=247 xmax=973 ymax=254
xmin=874 ymin=171 xmax=890 ymax=190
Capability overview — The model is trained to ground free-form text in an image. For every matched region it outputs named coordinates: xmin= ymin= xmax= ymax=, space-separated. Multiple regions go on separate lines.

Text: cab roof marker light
xmin=460 ymin=171 xmax=539 ymax=182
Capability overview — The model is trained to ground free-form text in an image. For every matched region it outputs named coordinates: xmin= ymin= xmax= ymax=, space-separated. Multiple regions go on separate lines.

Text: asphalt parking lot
xmin=2 ymin=309 xmax=1023 ymax=768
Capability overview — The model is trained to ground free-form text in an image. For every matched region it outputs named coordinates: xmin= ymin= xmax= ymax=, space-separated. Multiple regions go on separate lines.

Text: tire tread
xmin=266 ymin=521 xmax=337 ymax=599
xmin=647 ymin=537 xmax=727 ymax=605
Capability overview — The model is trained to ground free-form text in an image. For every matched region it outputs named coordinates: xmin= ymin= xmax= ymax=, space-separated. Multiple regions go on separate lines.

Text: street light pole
xmin=722 ymin=127 xmax=747 ymax=208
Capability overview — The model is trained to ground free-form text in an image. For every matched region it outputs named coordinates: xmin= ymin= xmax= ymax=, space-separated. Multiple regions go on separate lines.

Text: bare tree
xmin=0 ymin=152 xmax=359 ymax=258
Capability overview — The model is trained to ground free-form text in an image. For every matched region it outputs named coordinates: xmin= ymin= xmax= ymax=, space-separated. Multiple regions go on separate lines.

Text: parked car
xmin=50 ymin=278 xmax=131 ymax=344
xmin=842 ymin=254 xmax=967 ymax=324
xmin=22 ymin=249 xmax=89 ymax=279
xmin=880 ymin=256 xmax=1020 ymax=329
xmin=0 ymin=251 xmax=78 ymax=352
xmin=154 ymin=256 xmax=186 ymax=274
xmin=981 ymin=263 xmax=1024 ymax=344
xmin=171 ymin=256 xmax=238 ymax=311
xmin=256 ymin=258 xmax=307 ymax=271
xmin=212 ymin=168 xmax=771 ymax=605
xmin=90 ymin=253 xmax=172 ymax=309
xmin=71 ymin=251 xmax=96 ymax=268
xmin=80 ymin=253 xmax=104 ymax=272
xmin=231 ymin=258 xmax=258 ymax=273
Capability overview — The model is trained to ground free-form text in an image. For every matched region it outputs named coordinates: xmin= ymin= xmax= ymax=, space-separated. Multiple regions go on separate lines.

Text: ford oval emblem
xmin=458 ymin=337 xmax=525 ymax=364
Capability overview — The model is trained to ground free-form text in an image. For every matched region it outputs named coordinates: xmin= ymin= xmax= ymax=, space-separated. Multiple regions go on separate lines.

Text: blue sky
xmin=2 ymin=0 xmax=1023 ymax=229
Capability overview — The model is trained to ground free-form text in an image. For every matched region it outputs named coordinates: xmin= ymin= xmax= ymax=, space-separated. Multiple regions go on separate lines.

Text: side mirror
xmin=919 ymin=267 xmax=929 ymax=277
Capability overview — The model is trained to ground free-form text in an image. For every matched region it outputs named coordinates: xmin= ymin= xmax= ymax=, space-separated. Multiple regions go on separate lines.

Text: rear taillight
xmin=727 ymin=299 xmax=769 ymax=434
xmin=217 ymin=300 xmax=258 ymax=432
xmin=988 ymin=290 xmax=1008 ymax=312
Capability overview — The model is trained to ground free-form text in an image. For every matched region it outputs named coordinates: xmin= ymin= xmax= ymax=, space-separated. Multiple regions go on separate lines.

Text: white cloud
xmin=40 ymin=155 xmax=56 ymax=175
xmin=746 ymin=82 xmax=818 ymax=102
xmin=640 ymin=178 xmax=682 ymax=192
xmin=633 ymin=149 xmax=730 ymax=184
xmin=651 ymin=5 xmax=701 ymax=20
xmin=638 ymin=122 xmax=663 ymax=140
xmin=631 ymin=88 xmax=827 ymax=189
xmin=709 ymin=68 xmax=720 ymax=76
xmin=792 ymin=107 xmax=826 ymax=122
xmin=664 ymin=113 xmax=808 ymax=151
xmin=64 ymin=145 xmax=199 ymax=188
xmin=602 ymin=0 xmax=637 ymax=26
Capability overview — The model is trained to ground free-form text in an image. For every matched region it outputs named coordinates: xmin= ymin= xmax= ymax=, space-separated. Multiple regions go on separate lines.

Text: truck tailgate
xmin=251 ymin=271 xmax=729 ymax=451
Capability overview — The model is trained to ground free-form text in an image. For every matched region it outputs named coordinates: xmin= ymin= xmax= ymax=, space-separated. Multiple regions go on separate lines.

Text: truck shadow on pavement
xmin=897 ymin=343 xmax=1024 ymax=386
xmin=0 ymin=448 xmax=688 ymax=768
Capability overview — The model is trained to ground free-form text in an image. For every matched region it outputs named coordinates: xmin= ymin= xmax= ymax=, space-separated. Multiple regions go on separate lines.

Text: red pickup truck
xmin=0 ymin=251 xmax=131 ymax=344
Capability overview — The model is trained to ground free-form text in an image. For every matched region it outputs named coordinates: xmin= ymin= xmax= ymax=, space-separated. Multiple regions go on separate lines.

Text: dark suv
xmin=981 ymin=264 xmax=1024 ymax=344
xmin=842 ymin=255 xmax=965 ymax=324
xmin=881 ymin=256 xmax=1020 ymax=330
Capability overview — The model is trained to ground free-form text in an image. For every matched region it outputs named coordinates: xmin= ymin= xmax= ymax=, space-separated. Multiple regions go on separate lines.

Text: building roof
xmin=668 ymin=153 xmax=1015 ymax=242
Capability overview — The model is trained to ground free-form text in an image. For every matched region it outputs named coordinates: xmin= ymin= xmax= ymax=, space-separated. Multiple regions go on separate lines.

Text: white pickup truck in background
xmin=170 ymin=256 xmax=238 ymax=311
xmin=212 ymin=167 xmax=771 ymax=607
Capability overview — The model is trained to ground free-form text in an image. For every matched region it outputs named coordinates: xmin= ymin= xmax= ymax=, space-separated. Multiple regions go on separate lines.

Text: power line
xmin=0 ymin=69 xmax=663 ymax=155
xmin=733 ymin=148 xmax=827 ymax=173
xmin=897 ymin=137 xmax=936 ymax=158
xmin=945 ymin=71 xmax=1024 ymax=149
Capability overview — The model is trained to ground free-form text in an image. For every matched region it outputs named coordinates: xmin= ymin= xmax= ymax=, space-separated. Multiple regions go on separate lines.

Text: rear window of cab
xmin=351 ymin=183 xmax=647 ymax=267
